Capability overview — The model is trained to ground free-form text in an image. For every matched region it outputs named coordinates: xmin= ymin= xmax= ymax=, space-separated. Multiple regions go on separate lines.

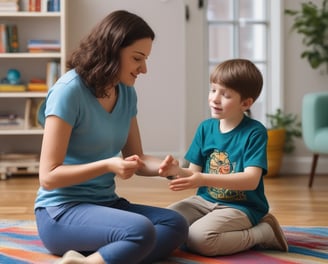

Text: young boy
xmin=159 ymin=59 xmax=288 ymax=256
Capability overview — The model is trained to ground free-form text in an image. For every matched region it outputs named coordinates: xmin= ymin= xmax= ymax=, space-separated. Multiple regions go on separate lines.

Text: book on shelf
xmin=26 ymin=60 xmax=60 ymax=91
xmin=0 ymin=23 xmax=19 ymax=53
xmin=27 ymin=81 xmax=47 ymax=92
xmin=46 ymin=61 xmax=59 ymax=89
xmin=0 ymin=84 xmax=26 ymax=92
xmin=0 ymin=24 xmax=6 ymax=53
xmin=26 ymin=0 xmax=59 ymax=12
xmin=28 ymin=0 xmax=40 ymax=11
xmin=27 ymin=39 xmax=60 ymax=53
xmin=6 ymin=24 xmax=19 ymax=52
xmin=24 ymin=97 xmax=44 ymax=129
xmin=0 ymin=0 xmax=19 ymax=12
xmin=47 ymin=0 xmax=60 ymax=12
xmin=40 ymin=0 xmax=47 ymax=12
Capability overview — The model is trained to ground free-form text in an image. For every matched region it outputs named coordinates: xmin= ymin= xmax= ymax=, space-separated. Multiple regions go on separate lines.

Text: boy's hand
xmin=169 ymin=172 xmax=203 ymax=191
xmin=158 ymin=155 xmax=179 ymax=178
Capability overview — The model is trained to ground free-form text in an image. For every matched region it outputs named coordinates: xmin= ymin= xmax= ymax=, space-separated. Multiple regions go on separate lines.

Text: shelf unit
xmin=0 ymin=1 xmax=66 ymax=177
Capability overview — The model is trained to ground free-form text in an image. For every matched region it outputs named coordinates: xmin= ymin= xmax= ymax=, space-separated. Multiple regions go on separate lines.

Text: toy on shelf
xmin=0 ymin=69 xmax=26 ymax=92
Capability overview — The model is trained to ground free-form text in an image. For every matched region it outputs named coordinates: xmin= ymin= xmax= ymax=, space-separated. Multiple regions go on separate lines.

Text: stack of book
xmin=0 ymin=113 xmax=24 ymax=129
xmin=0 ymin=0 xmax=19 ymax=12
xmin=27 ymin=39 xmax=60 ymax=53
xmin=27 ymin=79 xmax=47 ymax=92
xmin=26 ymin=61 xmax=59 ymax=91
xmin=0 ymin=23 xmax=19 ymax=53
xmin=0 ymin=84 xmax=26 ymax=92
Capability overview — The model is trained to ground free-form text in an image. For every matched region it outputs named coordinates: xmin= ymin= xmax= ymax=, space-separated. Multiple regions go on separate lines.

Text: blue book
xmin=47 ymin=0 xmax=60 ymax=12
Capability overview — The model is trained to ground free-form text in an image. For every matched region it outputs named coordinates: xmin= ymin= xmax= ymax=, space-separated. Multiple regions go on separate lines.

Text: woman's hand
xmin=110 ymin=155 xmax=145 ymax=180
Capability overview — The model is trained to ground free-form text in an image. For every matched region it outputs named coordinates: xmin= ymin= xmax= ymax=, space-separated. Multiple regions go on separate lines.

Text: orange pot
xmin=266 ymin=129 xmax=286 ymax=177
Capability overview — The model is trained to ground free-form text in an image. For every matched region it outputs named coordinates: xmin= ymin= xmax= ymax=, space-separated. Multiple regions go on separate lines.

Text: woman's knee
xmin=163 ymin=209 xmax=189 ymax=241
xmin=126 ymin=215 xmax=156 ymax=246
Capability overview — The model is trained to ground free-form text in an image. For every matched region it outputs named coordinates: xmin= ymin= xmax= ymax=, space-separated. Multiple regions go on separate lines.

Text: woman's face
xmin=119 ymin=38 xmax=153 ymax=86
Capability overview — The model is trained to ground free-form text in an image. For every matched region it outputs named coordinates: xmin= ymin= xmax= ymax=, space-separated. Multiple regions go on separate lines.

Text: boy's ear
xmin=242 ymin=97 xmax=254 ymax=111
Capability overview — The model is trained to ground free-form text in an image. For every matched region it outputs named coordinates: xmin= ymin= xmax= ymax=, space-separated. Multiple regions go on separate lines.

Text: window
xmin=206 ymin=0 xmax=283 ymax=124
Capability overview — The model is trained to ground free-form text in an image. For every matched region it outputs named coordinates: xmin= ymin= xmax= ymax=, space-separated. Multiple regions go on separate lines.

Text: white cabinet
xmin=0 ymin=0 xmax=66 ymax=177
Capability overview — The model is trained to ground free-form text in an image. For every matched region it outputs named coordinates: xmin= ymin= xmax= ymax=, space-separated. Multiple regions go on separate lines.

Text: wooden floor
xmin=0 ymin=173 xmax=327 ymax=226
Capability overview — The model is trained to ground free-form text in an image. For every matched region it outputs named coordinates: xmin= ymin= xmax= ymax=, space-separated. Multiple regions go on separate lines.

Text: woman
xmin=34 ymin=10 xmax=188 ymax=264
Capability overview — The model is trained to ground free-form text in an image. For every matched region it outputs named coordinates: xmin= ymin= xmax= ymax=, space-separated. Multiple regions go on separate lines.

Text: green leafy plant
xmin=285 ymin=0 xmax=328 ymax=70
xmin=266 ymin=109 xmax=302 ymax=153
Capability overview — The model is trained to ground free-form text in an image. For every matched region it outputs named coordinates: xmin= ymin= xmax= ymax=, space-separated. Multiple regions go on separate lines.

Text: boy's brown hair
xmin=210 ymin=59 xmax=263 ymax=102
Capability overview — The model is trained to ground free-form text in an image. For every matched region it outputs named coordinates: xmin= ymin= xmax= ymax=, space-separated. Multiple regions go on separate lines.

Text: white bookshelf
xmin=0 ymin=0 xmax=66 ymax=174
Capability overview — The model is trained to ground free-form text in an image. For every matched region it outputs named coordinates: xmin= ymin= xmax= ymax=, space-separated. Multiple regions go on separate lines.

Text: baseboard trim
xmin=281 ymin=155 xmax=328 ymax=174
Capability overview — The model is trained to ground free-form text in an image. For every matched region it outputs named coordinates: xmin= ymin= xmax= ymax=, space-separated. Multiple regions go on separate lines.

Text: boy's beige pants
xmin=168 ymin=195 xmax=265 ymax=256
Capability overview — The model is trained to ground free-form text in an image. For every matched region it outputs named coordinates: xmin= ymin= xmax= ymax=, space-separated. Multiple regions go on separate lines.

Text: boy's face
xmin=208 ymin=83 xmax=251 ymax=120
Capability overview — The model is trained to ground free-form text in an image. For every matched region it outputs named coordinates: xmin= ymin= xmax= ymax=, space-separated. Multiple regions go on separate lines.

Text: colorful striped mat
xmin=0 ymin=220 xmax=327 ymax=264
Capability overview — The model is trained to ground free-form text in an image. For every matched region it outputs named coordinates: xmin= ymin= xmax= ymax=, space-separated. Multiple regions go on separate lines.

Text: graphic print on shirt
xmin=206 ymin=150 xmax=246 ymax=201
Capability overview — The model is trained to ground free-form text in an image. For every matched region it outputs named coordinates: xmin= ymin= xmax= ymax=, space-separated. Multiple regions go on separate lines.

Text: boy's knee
xmin=186 ymin=228 xmax=220 ymax=256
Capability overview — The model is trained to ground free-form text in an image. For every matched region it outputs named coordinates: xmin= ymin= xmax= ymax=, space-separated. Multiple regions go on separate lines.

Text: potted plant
xmin=266 ymin=109 xmax=302 ymax=176
xmin=285 ymin=0 xmax=328 ymax=71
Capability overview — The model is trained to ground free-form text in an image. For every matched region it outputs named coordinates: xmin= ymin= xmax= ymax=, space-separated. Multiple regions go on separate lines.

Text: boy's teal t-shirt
xmin=35 ymin=69 xmax=137 ymax=209
xmin=185 ymin=116 xmax=269 ymax=225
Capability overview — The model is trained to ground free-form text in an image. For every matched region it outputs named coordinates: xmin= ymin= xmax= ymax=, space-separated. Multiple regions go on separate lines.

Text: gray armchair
xmin=302 ymin=92 xmax=328 ymax=187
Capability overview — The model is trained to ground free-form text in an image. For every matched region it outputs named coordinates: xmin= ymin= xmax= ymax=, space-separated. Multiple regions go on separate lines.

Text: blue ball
xmin=7 ymin=69 xmax=21 ymax=84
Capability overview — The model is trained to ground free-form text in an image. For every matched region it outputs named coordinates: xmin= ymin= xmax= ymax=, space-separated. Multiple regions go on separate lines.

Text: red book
xmin=29 ymin=0 xmax=35 ymax=11
xmin=35 ymin=0 xmax=41 ymax=11
xmin=0 ymin=24 xmax=6 ymax=53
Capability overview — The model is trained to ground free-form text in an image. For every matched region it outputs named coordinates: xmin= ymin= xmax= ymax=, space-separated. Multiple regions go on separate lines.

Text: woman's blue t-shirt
xmin=35 ymin=69 xmax=137 ymax=209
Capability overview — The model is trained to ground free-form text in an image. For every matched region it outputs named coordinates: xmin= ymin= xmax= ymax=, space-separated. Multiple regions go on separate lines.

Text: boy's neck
xmin=219 ymin=113 xmax=245 ymax=133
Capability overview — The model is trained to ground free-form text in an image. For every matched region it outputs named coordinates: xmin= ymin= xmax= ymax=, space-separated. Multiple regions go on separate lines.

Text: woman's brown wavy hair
xmin=66 ymin=10 xmax=155 ymax=98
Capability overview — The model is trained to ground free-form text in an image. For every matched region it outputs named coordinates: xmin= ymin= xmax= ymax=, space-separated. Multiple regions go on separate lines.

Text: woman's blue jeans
xmin=35 ymin=198 xmax=188 ymax=264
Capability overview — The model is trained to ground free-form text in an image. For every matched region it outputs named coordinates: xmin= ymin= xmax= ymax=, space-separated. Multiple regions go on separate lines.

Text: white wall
xmin=282 ymin=0 xmax=328 ymax=174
